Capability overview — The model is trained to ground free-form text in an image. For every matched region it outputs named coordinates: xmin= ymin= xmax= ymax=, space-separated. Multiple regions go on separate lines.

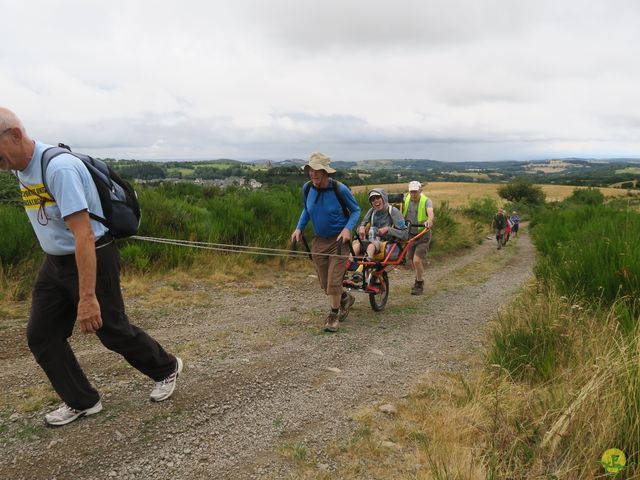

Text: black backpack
xmin=42 ymin=144 xmax=141 ymax=238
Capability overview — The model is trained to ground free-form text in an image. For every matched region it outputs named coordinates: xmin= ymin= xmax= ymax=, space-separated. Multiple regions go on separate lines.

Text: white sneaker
xmin=150 ymin=357 xmax=183 ymax=402
xmin=45 ymin=400 xmax=103 ymax=426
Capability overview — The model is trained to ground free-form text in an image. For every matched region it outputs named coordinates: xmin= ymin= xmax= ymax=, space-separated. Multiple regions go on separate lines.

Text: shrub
xmin=565 ymin=187 xmax=604 ymax=206
xmin=462 ymin=196 xmax=497 ymax=223
xmin=498 ymin=180 xmax=546 ymax=205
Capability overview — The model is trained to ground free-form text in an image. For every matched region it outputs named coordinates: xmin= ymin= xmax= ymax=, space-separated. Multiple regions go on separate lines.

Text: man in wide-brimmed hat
xmin=291 ymin=152 xmax=361 ymax=332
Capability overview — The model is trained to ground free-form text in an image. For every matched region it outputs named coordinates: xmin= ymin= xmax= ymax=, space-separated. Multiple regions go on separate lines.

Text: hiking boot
xmin=150 ymin=357 xmax=183 ymax=402
xmin=411 ymin=280 xmax=424 ymax=296
xmin=324 ymin=312 xmax=339 ymax=332
xmin=339 ymin=293 xmax=356 ymax=321
xmin=45 ymin=400 xmax=103 ymax=427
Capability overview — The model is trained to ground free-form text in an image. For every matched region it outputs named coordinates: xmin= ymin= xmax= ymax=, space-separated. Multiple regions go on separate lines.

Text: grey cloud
xmin=5 ymin=0 xmax=640 ymax=163
xmin=234 ymin=0 xmax=537 ymax=52
xmin=35 ymin=110 xmax=575 ymax=162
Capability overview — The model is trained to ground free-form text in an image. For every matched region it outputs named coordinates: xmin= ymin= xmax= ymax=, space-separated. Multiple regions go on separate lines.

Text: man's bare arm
xmin=65 ymin=210 xmax=102 ymax=334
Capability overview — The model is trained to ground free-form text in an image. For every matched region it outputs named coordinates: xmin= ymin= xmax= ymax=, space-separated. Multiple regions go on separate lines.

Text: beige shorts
xmin=311 ymin=236 xmax=348 ymax=296
xmin=407 ymin=230 xmax=432 ymax=260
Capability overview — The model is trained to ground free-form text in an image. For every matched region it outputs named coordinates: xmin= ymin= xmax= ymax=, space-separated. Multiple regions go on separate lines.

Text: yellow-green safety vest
xmin=403 ymin=194 xmax=429 ymax=230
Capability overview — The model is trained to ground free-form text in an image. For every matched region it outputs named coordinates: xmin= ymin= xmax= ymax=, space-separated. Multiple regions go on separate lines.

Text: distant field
xmin=448 ymin=171 xmax=492 ymax=180
xmin=352 ymin=182 xmax=638 ymax=207
xmin=166 ymin=168 xmax=194 ymax=176
xmin=166 ymin=163 xmax=265 ymax=176
xmin=615 ymin=167 xmax=640 ymax=174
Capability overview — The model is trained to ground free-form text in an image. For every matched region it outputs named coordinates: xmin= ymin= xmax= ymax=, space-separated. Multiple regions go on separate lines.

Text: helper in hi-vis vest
xmin=402 ymin=181 xmax=435 ymax=295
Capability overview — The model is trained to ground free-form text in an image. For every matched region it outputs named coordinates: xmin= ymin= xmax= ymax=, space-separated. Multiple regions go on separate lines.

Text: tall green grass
xmin=0 ymin=205 xmax=38 ymax=265
xmin=482 ymin=288 xmax=640 ymax=478
xmin=532 ymin=204 xmax=640 ymax=329
xmin=123 ymin=184 xmax=304 ymax=269
xmin=482 ymin=200 xmax=640 ymax=477
xmin=1 ymin=181 xmax=492 ymax=291
xmin=0 ymin=205 xmax=41 ymax=300
xmin=487 ymin=286 xmax=572 ymax=383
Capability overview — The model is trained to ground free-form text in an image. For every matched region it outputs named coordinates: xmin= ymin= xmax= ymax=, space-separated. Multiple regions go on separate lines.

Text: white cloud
xmin=1 ymin=0 xmax=640 ymax=161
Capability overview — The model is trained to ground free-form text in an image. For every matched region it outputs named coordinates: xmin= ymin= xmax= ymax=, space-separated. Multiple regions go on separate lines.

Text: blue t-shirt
xmin=296 ymin=180 xmax=361 ymax=237
xmin=16 ymin=141 xmax=108 ymax=255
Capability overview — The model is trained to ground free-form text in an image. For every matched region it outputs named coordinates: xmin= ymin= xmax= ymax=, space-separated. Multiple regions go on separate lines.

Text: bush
xmin=565 ymin=187 xmax=604 ymax=206
xmin=462 ymin=196 xmax=497 ymax=223
xmin=498 ymin=180 xmax=546 ymax=205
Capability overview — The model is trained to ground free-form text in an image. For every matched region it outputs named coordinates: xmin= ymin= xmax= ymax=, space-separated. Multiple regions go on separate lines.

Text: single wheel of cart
xmin=367 ymin=270 xmax=389 ymax=311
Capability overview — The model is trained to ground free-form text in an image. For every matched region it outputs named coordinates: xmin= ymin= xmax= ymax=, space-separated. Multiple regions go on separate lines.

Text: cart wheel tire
xmin=369 ymin=271 xmax=389 ymax=311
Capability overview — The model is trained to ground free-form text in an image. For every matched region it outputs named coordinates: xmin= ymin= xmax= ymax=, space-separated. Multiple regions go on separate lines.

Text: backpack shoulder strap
xmin=303 ymin=181 xmax=312 ymax=199
xmin=331 ymin=179 xmax=350 ymax=218
xmin=41 ymin=144 xmax=109 ymax=225
xmin=41 ymin=145 xmax=74 ymax=200
xmin=302 ymin=181 xmax=312 ymax=213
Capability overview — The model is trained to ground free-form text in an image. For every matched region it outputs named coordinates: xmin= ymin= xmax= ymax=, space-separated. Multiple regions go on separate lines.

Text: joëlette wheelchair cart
xmin=292 ymin=224 xmax=431 ymax=312
xmin=342 ymin=225 xmax=430 ymax=311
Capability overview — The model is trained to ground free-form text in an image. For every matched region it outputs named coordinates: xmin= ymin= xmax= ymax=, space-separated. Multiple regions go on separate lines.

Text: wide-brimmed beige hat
xmin=303 ymin=152 xmax=336 ymax=174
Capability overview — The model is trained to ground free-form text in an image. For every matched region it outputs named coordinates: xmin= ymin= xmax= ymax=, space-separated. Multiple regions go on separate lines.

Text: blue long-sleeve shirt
xmin=296 ymin=179 xmax=361 ymax=237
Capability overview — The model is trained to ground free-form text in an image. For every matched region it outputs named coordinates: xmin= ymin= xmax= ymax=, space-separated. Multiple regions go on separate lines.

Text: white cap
xmin=408 ymin=181 xmax=421 ymax=191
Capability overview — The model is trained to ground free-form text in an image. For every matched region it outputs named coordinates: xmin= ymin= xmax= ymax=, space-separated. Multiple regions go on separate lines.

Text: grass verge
xmin=288 ymin=284 xmax=639 ymax=479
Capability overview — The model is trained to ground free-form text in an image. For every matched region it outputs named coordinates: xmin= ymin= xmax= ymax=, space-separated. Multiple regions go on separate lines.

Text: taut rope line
xmin=131 ymin=235 xmax=346 ymax=259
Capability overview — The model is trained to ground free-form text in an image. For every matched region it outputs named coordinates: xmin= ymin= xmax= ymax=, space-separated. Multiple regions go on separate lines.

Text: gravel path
xmin=0 ymin=229 xmax=535 ymax=479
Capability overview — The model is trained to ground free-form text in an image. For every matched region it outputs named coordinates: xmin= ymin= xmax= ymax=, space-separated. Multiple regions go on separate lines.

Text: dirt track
xmin=0 ymin=230 xmax=535 ymax=479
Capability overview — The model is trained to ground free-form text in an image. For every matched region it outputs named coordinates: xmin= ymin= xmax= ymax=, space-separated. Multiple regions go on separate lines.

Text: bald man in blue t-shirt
xmin=0 ymin=106 xmax=182 ymax=426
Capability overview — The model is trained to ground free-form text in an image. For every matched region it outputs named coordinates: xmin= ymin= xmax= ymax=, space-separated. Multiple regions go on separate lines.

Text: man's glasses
xmin=0 ymin=127 xmax=13 ymax=137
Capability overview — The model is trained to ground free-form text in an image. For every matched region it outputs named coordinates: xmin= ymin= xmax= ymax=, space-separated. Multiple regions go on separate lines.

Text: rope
xmin=131 ymin=227 xmax=431 ymax=261
xmin=131 ymin=235 xmax=347 ymax=259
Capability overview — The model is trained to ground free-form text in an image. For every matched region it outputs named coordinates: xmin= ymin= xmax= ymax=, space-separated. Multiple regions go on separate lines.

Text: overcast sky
xmin=2 ymin=0 xmax=639 ymax=162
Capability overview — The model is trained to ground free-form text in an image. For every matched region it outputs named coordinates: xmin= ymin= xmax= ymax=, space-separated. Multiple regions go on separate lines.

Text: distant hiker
xmin=511 ymin=211 xmax=520 ymax=236
xmin=504 ymin=213 xmax=512 ymax=245
xmin=492 ymin=208 xmax=508 ymax=249
xmin=351 ymin=188 xmax=408 ymax=284
xmin=402 ymin=181 xmax=434 ymax=295
xmin=291 ymin=152 xmax=361 ymax=332
xmin=0 ymin=107 xmax=182 ymax=427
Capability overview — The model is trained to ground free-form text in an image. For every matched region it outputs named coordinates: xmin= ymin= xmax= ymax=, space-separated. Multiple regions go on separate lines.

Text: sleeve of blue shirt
xmin=47 ymin=156 xmax=93 ymax=218
xmin=295 ymin=201 xmax=310 ymax=231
